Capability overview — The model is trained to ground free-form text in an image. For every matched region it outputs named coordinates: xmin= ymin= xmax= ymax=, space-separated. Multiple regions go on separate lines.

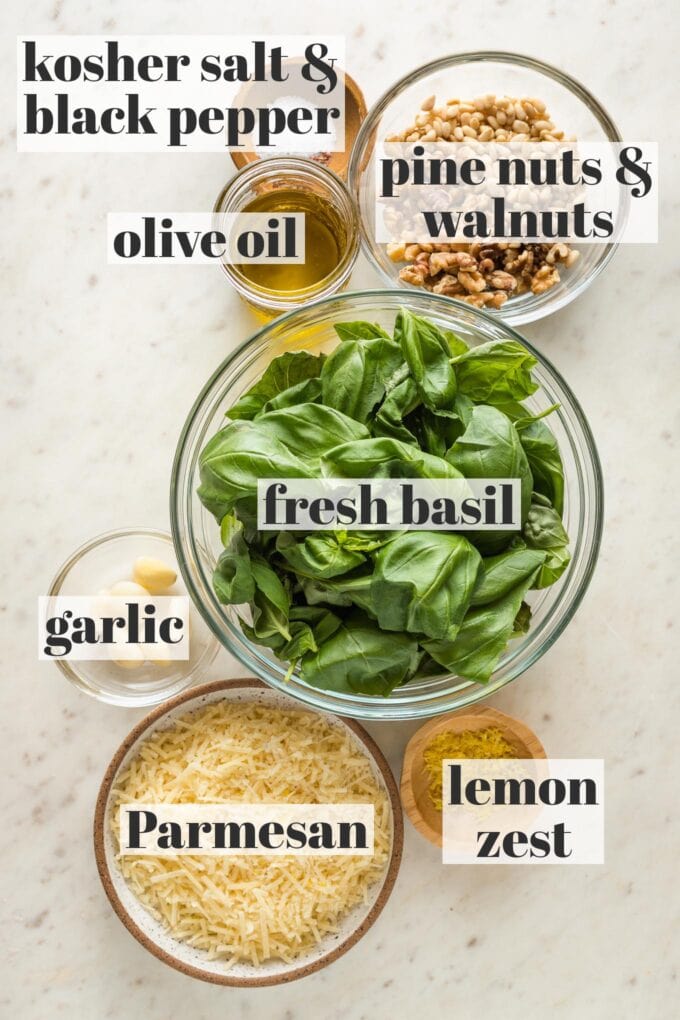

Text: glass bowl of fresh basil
xmin=171 ymin=290 xmax=603 ymax=720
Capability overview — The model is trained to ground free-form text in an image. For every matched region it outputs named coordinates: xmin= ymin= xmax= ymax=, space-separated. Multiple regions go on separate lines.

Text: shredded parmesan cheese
xmin=110 ymin=701 xmax=391 ymax=966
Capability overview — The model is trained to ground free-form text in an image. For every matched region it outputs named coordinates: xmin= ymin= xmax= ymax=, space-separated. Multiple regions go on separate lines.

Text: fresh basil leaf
xmin=227 ymin=351 xmax=324 ymax=420
xmin=258 ymin=402 xmax=369 ymax=461
xmin=239 ymin=617 xmax=309 ymax=657
xmin=300 ymin=612 xmax=421 ymax=696
xmin=372 ymin=376 xmax=421 ymax=444
xmin=470 ymin=545 xmax=545 ymax=606
xmin=523 ymin=502 xmax=571 ymax=587
xmin=517 ymin=419 xmax=565 ymax=516
xmin=513 ymin=601 xmax=532 ymax=635
xmin=394 ymin=307 xmax=457 ymax=411
xmin=443 ymin=329 xmax=469 ymax=357
xmin=321 ymin=337 xmax=404 ymax=423
xmin=300 ymin=572 xmax=377 ymax=617
xmin=372 ymin=532 xmax=482 ymax=641
xmin=447 ymin=405 xmax=533 ymax=520
xmin=323 ymin=437 xmax=463 ymax=480
xmin=212 ymin=514 xmax=255 ymax=604
xmin=259 ymin=376 xmax=323 ymax=414
xmin=289 ymin=605 xmax=342 ymax=646
xmin=276 ymin=532 xmax=366 ymax=579
xmin=333 ymin=321 xmax=391 ymax=342
xmin=249 ymin=557 xmax=291 ymax=642
xmin=495 ymin=401 xmax=565 ymax=514
xmin=452 ymin=340 xmax=539 ymax=403
xmin=334 ymin=531 xmax=396 ymax=553
xmin=198 ymin=420 xmax=313 ymax=521
xmin=424 ymin=577 xmax=533 ymax=683
xmin=524 ymin=503 xmax=569 ymax=548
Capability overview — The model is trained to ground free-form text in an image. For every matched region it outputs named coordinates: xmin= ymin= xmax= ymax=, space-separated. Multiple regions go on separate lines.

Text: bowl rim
xmin=93 ymin=677 xmax=404 ymax=986
xmin=170 ymin=288 xmax=604 ymax=720
xmin=347 ymin=50 xmax=623 ymax=325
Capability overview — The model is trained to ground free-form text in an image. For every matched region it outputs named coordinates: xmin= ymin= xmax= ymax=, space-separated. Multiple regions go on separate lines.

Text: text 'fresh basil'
xmin=257 ymin=478 xmax=521 ymax=530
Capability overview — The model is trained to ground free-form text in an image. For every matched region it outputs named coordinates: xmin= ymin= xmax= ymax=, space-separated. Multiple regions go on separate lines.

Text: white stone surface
xmin=1 ymin=1 xmax=678 ymax=1018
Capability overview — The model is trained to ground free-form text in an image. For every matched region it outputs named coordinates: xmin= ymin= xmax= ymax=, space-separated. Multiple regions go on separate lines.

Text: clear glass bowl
xmin=213 ymin=157 xmax=360 ymax=320
xmin=47 ymin=528 xmax=219 ymax=706
xmin=171 ymin=290 xmax=603 ymax=720
xmin=348 ymin=52 xmax=622 ymax=325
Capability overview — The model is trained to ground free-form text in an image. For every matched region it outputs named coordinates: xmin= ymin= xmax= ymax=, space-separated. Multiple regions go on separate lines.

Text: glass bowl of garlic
xmin=348 ymin=52 xmax=622 ymax=325
xmin=46 ymin=528 xmax=219 ymax=706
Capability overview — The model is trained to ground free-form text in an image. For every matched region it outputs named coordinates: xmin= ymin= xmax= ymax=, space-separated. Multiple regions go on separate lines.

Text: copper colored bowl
xmin=230 ymin=71 xmax=367 ymax=180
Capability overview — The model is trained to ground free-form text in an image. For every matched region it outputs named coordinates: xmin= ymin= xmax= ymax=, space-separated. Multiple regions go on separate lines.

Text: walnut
xmin=531 ymin=266 xmax=561 ymax=294
xmin=432 ymin=273 xmax=464 ymax=296
xmin=488 ymin=271 xmax=518 ymax=292
xmin=399 ymin=264 xmax=429 ymax=286
xmin=458 ymin=270 xmax=487 ymax=294
xmin=428 ymin=251 xmax=477 ymax=274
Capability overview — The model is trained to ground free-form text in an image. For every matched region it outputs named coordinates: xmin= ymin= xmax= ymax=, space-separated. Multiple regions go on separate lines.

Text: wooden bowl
xmin=230 ymin=72 xmax=367 ymax=180
xmin=94 ymin=678 xmax=402 ymax=986
xmin=400 ymin=705 xmax=546 ymax=847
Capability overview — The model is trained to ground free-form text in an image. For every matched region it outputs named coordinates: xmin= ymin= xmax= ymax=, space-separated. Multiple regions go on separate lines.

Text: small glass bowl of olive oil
xmin=213 ymin=158 xmax=359 ymax=319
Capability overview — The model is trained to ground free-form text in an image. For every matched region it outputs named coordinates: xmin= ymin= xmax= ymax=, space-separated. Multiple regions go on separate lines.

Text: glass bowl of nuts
xmin=348 ymin=52 xmax=621 ymax=325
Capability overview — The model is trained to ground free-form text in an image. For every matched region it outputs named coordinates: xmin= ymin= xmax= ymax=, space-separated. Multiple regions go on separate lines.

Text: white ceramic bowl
xmin=94 ymin=679 xmax=403 ymax=986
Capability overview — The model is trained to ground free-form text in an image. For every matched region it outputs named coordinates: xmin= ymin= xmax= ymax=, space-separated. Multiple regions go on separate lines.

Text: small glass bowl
xmin=213 ymin=157 xmax=360 ymax=320
xmin=171 ymin=289 xmax=604 ymax=721
xmin=46 ymin=528 xmax=219 ymax=707
xmin=348 ymin=52 xmax=622 ymax=325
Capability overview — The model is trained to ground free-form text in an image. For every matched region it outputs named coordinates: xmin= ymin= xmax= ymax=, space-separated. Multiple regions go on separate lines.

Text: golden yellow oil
xmin=234 ymin=188 xmax=346 ymax=294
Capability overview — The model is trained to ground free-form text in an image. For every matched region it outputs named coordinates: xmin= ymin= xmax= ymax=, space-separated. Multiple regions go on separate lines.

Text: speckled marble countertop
xmin=1 ymin=1 xmax=678 ymax=1017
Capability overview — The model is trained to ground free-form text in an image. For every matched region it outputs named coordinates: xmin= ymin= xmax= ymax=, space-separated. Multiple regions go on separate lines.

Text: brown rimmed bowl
xmin=400 ymin=704 xmax=546 ymax=847
xmin=230 ymin=71 xmax=367 ymax=180
xmin=93 ymin=678 xmax=403 ymax=986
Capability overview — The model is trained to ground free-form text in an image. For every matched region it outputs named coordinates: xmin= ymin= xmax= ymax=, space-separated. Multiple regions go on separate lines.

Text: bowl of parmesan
xmin=94 ymin=679 xmax=402 ymax=985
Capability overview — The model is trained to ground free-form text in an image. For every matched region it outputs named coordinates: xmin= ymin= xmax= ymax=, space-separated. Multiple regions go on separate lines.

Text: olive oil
xmin=234 ymin=188 xmax=347 ymax=293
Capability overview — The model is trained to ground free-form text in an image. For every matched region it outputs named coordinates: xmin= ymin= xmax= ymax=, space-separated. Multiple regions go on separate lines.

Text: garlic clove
xmin=132 ymin=557 xmax=177 ymax=594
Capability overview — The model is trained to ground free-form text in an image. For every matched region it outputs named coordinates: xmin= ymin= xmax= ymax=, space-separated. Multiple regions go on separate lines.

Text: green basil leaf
xmin=323 ymin=436 xmax=463 ymax=480
xmin=249 ymin=557 xmax=291 ymax=642
xmin=259 ymin=376 xmax=323 ymax=415
xmin=424 ymin=577 xmax=533 ymax=684
xmin=300 ymin=572 xmax=377 ymax=617
xmin=495 ymin=401 xmax=565 ymax=514
xmin=227 ymin=351 xmax=324 ymax=420
xmin=446 ymin=405 xmax=533 ymax=520
xmin=371 ymin=532 xmax=482 ymax=640
xmin=523 ymin=502 xmax=571 ymax=587
xmin=198 ymin=420 xmax=313 ymax=521
xmin=513 ymin=601 xmax=532 ymax=635
xmin=517 ymin=419 xmax=565 ymax=516
xmin=372 ymin=376 xmax=421 ymax=444
xmin=289 ymin=605 xmax=342 ymax=646
xmin=452 ymin=340 xmax=539 ymax=403
xmin=335 ymin=531 xmax=396 ymax=553
xmin=300 ymin=612 xmax=421 ymax=696
xmin=394 ymin=307 xmax=457 ymax=411
xmin=333 ymin=321 xmax=391 ymax=341
xmin=257 ymin=402 xmax=369 ymax=461
xmin=321 ymin=337 xmax=404 ymax=423
xmin=276 ymin=532 xmax=366 ymax=579
xmin=212 ymin=514 xmax=255 ymax=604
xmin=443 ymin=329 xmax=470 ymax=357
xmin=470 ymin=545 xmax=546 ymax=606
